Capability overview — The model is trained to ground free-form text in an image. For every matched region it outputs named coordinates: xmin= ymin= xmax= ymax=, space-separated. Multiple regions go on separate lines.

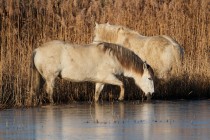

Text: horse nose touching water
xmin=30 ymin=40 xmax=155 ymax=104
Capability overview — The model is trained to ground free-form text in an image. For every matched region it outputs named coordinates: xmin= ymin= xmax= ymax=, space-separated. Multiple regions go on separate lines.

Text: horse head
xmin=137 ymin=62 xmax=155 ymax=100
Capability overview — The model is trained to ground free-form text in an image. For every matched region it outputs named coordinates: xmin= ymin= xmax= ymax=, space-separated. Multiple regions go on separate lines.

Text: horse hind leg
xmin=46 ymin=77 xmax=55 ymax=104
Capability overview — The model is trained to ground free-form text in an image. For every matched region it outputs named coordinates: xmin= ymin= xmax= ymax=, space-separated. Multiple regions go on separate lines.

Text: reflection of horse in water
xmin=93 ymin=102 xmax=125 ymax=122
xmin=31 ymin=40 xmax=154 ymax=104
xmin=94 ymin=23 xmax=184 ymax=80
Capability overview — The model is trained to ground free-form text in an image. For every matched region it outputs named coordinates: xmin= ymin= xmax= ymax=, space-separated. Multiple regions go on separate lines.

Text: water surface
xmin=1 ymin=100 xmax=210 ymax=140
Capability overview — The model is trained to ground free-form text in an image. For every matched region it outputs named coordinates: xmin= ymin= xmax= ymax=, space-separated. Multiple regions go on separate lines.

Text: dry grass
xmin=0 ymin=0 xmax=210 ymax=107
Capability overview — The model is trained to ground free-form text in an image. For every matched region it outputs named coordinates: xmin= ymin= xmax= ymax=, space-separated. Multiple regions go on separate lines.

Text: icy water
xmin=1 ymin=100 xmax=210 ymax=140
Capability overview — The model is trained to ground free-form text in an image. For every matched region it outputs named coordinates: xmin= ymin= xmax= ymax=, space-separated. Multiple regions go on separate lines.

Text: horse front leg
xmin=102 ymin=74 xmax=124 ymax=101
xmin=118 ymin=84 xmax=124 ymax=101
xmin=95 ymin=83 xmax=104 ymax=102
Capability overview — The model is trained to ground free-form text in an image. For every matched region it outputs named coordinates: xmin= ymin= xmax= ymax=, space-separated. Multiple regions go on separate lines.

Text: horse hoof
xmin=49 ymin=100 xmax=54 ymax=105
xmin=94 ymin=98 xmax=99 ymax=102
xmin=118 ymin=97 xmax=124 ymax=101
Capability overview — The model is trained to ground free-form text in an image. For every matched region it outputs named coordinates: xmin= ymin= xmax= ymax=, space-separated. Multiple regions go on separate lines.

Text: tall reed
xmin=0 ymin=0 xmax=209 ymax=107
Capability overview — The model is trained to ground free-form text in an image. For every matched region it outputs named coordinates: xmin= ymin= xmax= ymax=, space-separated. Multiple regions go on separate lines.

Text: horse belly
xmin=61 ymin=59 xmax=120 ymax=83
xmin=60 ymin=56 xmax=99 ymax=82
xmin=60 ymin=66 xmax=98 ymax=82
xmin=60 ymin=46 xmax=122 ymax=83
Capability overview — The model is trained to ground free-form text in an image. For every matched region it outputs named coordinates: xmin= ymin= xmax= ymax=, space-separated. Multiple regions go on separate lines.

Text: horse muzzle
xmin=146 ymin=92 xmax=154 ymax=100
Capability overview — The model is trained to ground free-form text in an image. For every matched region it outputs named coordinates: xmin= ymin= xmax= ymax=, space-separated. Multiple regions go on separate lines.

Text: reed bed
xmin=0 ymin=0 xmax=209 ymax=107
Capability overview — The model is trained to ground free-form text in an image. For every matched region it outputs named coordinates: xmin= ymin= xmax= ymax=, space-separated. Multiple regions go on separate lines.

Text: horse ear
xmin=143 ymin=61 xmax=148 ymax=70
xmin=95 ymin=22 xmax=98 ymax=28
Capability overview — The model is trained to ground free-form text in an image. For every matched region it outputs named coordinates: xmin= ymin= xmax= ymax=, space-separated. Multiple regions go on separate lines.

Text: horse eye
xmin=148 ymin=78 xmax=152 ymax=80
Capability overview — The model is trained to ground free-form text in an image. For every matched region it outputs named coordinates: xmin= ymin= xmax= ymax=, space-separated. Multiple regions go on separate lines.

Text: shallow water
xmin=1 ymin=100 xmax=210 ymax=140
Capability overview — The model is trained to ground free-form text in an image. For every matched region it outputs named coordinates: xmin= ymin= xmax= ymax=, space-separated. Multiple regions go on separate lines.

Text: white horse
xmin=93 ymin=23 xmax=184 ymax=80
xmin=31 ymin=40 xmax=154 ymax=104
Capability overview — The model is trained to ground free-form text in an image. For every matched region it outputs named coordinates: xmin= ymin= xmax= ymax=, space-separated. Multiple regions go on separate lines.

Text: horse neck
xmin=98 ymin=29 xmax=118 ymax=43
xmin=123 ymin=68 xmax=142 ymax=85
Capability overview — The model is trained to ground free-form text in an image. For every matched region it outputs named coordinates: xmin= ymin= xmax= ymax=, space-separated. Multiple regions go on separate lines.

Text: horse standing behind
xmin=30 ymin=40 xmax=154 ymax=104
xmin=93 ymin=23 xmax=184 ymax=80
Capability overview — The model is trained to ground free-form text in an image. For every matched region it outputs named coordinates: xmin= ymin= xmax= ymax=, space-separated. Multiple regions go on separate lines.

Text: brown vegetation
xmin=0 ymin=0 xmax=210 ymax=107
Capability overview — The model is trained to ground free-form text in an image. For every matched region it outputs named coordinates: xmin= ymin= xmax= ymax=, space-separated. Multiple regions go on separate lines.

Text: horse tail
xmin=28 ymin=50 xmax=45 ymax=106
xmin=173 ymin=44 xmax=183 ymax=65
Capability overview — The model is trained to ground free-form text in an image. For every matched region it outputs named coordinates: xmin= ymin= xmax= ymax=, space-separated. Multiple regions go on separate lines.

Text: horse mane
xmin=96 ymin=24 xmax=142 ymax=39
xmin=98 ymin=42 xmax=153 ymax=75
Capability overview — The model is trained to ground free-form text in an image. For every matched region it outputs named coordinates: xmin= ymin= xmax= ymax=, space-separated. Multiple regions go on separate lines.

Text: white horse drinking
xmin=93 ymin=23 xmax=184 ymax=80
xmin=31 ymin=40 xmax=154 ymax=104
